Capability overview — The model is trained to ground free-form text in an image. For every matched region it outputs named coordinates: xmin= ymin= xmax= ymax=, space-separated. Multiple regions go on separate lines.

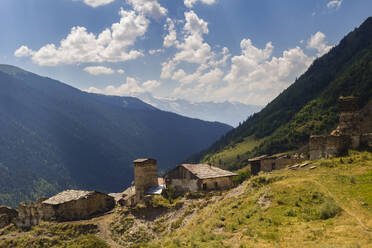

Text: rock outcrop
xmin=0 ymin=206 xmax=18 ymax=229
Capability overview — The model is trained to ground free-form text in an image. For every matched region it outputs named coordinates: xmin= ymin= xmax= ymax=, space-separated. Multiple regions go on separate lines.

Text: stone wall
xmin=168 ymin=179 xmax=199 ymax=194
xmin=15 ymin=200 xmax=44 ymax=228
xmin=361 ymin=101 xmax=372 ymax=134
xmin=309 ymin=134 xmax=349 ymax=160
xmin=200 ymin=177 xmax=234 ymax=191
xmin=260 ymin=158 xmax=305 ymax=172
xmin=361 ymin=133 xmax=372 ymax=148
xmin=309 ymin=135 xmax=327 ymax=160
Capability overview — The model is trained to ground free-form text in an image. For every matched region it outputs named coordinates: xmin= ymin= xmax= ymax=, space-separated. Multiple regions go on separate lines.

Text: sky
xmin=1 ymin=0 xmax=371 ymax=106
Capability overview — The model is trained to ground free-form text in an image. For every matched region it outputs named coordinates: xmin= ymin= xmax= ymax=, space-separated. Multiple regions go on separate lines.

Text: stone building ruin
xmin=248 ymin=154 xmax=305 ymax=175
xmin=310 ymin=96 xmax=372 ymax=160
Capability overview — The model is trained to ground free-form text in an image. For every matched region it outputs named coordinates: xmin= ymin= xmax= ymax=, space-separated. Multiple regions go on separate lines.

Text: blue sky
xmin=1 ymin=0 xmax=371 ymax=105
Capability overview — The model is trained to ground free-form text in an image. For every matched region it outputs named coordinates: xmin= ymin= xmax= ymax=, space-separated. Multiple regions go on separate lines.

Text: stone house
xmin=15 ymin=190 xmax=115 ymax=227
xmin=248 ymin=154 xmax=305 ymax=175
xmin=164 ymin=164 xmax=237 ymax=194
xmin=40 ymin=190 xmax=115 ymax=221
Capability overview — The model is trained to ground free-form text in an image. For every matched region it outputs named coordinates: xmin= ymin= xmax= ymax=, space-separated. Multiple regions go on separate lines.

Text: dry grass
xmin=145 ymin=151 xmax=372 ymax=248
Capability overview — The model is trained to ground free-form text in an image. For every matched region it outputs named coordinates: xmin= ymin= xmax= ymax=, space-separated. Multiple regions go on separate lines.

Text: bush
xmin=233 ymin=168 xmax=251 ymax=185
xmin=319 ymin=199 xmax=342 ymax=220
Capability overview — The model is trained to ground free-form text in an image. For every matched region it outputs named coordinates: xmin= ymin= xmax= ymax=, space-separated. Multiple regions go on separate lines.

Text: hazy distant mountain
xmin=0 ymin=64 xmax=231 ymax=207
xmin=137 ymin=93 xmax=262 ymax=127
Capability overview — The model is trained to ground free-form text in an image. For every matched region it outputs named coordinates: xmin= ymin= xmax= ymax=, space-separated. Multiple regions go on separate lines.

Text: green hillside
xmin=188 ymin=17 xmax=372 ymax=170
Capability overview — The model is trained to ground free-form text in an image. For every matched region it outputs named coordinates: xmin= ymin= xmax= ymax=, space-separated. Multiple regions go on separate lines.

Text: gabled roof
xmin=179 ymin=164 xmax=237 ymax=179
xmin=42 ymin=190 xmax=109 ymax=205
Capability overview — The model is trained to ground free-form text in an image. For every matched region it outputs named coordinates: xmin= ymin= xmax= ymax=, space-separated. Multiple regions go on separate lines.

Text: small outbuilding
xmin=248 ymin=154 xmax=305 ymax=175
xmin=164 ymin=164 xmax=238 ymax=194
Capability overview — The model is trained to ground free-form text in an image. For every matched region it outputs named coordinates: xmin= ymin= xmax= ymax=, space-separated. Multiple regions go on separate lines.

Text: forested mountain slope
xmin=189 ymin=17 xmax=372 ymax=170
xmin=0 ymin=65 xmax=231 ymax=207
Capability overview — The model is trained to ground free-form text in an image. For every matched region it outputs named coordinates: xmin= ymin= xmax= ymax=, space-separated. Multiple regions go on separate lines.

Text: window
xmin=202 ymin=183 xmax=207 ymax=190
xmin=214 ymin=182 xmax=218 ymax=189
xmin=272 ymin=163 xmax=276 ymax=171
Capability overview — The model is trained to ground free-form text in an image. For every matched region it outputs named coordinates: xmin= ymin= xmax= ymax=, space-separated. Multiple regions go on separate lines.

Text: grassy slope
xmin=148 ymin=151 xmax=372 ymax=248
xmin=201 ymin=136 xmax=264 ymax=170
xmin=0 ymin=223 xmax=109 ymax=248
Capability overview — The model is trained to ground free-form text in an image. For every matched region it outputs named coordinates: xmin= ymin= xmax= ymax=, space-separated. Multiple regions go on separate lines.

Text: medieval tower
xmin=133 ymin=158 xmax=158 ymax=203
xmin=333 ymin=96 xmax=362 ymax=148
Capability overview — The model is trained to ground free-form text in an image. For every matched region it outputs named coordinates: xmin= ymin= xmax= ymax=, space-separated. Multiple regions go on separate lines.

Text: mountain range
xmin=135 ymin=93 xmax=262 ymax=127
xmin=0 ymin=65 xmax=231 ymax=207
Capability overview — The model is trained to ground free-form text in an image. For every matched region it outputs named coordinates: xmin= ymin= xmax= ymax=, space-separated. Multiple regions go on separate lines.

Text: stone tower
xmin=133 ymin=158 xmax=158 ymax=203
xmin=334 ymin=96 xmax=361 ymax=148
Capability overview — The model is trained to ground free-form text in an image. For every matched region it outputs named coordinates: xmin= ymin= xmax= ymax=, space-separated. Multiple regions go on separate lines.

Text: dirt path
xmin=94 ymin=213 xmax=122 ymax=248
xmin=312 ymin=180 xmax=372 ymax=234
xmin=63 ymin=211 xmax=122 ymax=248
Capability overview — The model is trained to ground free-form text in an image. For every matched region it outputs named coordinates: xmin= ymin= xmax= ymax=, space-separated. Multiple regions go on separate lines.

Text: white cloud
xmin=307 ymin=31 xmax=333 ymax=57
xmin=170 ymin=38 xmax=314 ymax=105
xmin=184 ymin=0 xmax=216 ymax=8
xmin=126 ymin=0 xmax=167 ymax=20
xmin=14 ymin=45 xmax=34 ymax=57
xmin=86 ymin=77 xmax=160 ymax=96
xmin=142 ymin=80 xmax=161 ymax=90
xmin=327 ymin=0 xmax=342 ymax=9
xmin=75 ymin=0 xmax=115 ymax=8
xmin=198 ymin=68 xmax=223 ymax=85
xmin=15 ymin=9 xmax=149 ymax=66
xmin=220 ymin=42 xmax=313 ymax=105
xmin=117 ymin=69 xmax=125 ymax=74
xmin=87 ymin=77 xmax=145 ymax=96
xmin=84 ymin=66 xmax=115 ymax=75
xmin=149 ymin=48 xmax=164 ymax=55
xmin=161 ymin=11 xmax=214 ymax=80
xmin=163 ymin=18 xmax=178 ymax=48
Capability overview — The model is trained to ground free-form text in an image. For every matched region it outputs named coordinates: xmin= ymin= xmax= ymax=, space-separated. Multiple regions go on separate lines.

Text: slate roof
xmin=248 ymin=155 xmax=269 ymax=162
xmin=42 ymin=190 xmax=103 ymax=205
xmin=180 ymin=164 xmax=237 ymax=179
xmin=133 ymin=158 xmax=157 ymax=164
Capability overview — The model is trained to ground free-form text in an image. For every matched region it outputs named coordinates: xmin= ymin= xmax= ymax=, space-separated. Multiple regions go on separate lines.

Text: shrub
xmin=233 ymin=168 xmax=251 ymax=185
xmin=319 ymin=199 xmax=342 ymax=220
